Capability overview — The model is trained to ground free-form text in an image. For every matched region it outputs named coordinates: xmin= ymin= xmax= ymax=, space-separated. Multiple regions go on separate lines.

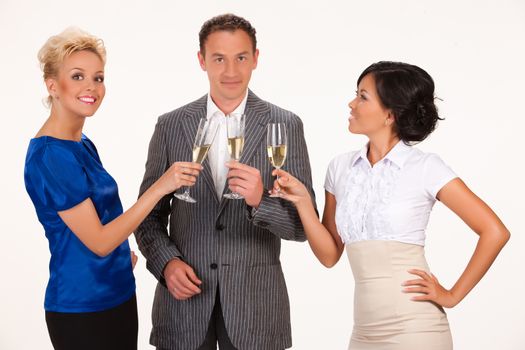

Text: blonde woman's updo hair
xmin=38 ymin=27 xmax=106 ymax=106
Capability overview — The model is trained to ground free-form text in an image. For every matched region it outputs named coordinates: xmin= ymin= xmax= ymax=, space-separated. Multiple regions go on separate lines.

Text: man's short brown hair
xmin=199 ymin=13 xmax=257 ymax=55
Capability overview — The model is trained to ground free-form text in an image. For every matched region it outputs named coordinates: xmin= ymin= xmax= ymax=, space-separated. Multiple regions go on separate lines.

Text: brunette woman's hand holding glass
xmin=270 ymin=169 xmax=311 ymax=206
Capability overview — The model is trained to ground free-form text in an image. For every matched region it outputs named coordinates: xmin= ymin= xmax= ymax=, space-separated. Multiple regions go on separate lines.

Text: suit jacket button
xmin=216 ymin=223 xmax=225 ymax=231
xmin=210 ymin=263 xmax=218 ymax=269
xmin=258 ymin=221 xmax=269 ymax=227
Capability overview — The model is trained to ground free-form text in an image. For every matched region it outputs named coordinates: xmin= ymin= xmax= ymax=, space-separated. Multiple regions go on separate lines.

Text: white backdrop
xmin=1 ymin=0 xmax=523 ymax=349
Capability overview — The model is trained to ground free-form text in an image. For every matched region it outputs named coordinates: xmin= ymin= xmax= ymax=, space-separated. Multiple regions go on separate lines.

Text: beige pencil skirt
xmin=347 ymin=240 xmax=453 ymax=350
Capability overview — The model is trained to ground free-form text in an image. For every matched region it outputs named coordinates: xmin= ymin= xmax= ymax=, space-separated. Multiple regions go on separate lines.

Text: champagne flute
xmin=174 ymin=118 xmax=219 ymax=203
xmin=266 ymin=123 xmax=287 ymax=197
xmin=223 ymin=113 xmax=245 ymax=200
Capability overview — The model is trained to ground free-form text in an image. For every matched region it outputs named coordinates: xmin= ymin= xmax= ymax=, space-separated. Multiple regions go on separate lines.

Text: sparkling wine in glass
xmin=267 ymin=123 xmax=287 ymax=197
xmin=174 ymin=118 xmax=219 ymax=203
xmin=223 ymin=113 xmax=245 ymax=200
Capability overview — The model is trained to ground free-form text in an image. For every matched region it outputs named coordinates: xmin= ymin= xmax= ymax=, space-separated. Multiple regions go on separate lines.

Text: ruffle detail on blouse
xmin=336 ymin=160 xmax=401 ymax=244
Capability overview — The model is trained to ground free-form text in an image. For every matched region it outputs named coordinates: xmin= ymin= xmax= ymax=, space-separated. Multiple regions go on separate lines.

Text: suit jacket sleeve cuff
xmin=246 ymin=192 xmax=291 ymax=232
xmin=147 ymin=248 xmax=183 ymax=286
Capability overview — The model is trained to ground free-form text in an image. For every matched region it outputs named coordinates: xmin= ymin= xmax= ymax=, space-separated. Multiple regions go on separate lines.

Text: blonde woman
xmin=273 ymin=62 xmax=510 ymax=349
xmin=24 ymin=28 xmax=201 ymax=350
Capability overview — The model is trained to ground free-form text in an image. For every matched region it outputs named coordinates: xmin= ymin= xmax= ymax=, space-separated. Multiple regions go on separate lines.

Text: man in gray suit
xmin=135 ymin=13 xmax=315 ymax=350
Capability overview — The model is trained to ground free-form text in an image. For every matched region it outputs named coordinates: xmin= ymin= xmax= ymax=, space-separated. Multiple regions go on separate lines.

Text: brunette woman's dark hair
xmin=358 ymin=61 xmax=442 ymax=143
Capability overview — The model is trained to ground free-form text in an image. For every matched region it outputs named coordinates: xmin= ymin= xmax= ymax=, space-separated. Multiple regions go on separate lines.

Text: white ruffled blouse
xmin=324 ymin=141 xmax=457 ymax=246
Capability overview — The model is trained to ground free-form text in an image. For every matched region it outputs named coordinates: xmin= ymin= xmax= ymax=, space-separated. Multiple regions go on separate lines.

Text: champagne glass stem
xmin=275 ymin=170 xmax=280 ymax=194
xmin=269 ymin=166 xmax=283 ymax=198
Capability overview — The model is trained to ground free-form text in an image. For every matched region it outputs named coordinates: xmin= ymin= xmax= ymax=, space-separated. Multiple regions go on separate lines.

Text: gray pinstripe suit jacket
xmin=135 ymin=90 xmax=315 ymax=350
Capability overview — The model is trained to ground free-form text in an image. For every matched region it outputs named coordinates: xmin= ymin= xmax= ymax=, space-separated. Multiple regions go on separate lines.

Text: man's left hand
xmin=225 ymin=161 xmax=264 ymax=208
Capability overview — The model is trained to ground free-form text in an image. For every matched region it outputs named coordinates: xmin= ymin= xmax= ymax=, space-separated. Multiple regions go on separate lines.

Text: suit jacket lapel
xmin=217 ymin=90 xmax=271 ymax=215
xmin=181 ymin=95 xmax=220 ymax=204
xmin=240 ymin=90 xmax=271 ymax=165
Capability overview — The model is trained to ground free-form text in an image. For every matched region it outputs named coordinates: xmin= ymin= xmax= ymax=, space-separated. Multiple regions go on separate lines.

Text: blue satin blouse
xmin=24 ymin=134 xmax=135 ymax=313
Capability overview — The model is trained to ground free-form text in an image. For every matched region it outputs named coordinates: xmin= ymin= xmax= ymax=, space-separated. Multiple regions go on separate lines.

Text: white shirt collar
xmin=386 ymin=141 xmax=413 ymax=168
xmin=351 ymin=140 xmax=412 ymax=169
xmin=206 ymin=90 xmax=249 ymax=119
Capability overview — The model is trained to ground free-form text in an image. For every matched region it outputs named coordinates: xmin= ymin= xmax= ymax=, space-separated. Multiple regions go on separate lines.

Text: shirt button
xmin=216 ymin=223 xmax=225 ymax=231
xmin=210 ymin=263 xmax=218 ymax=269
